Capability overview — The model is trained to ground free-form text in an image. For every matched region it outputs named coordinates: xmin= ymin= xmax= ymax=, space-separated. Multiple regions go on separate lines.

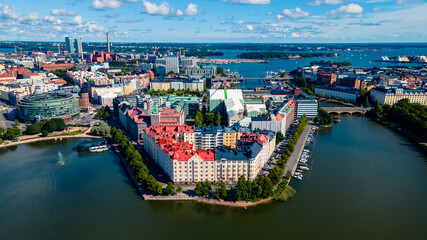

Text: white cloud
xmin=20 ymin=12 xmax=39 ymax=22
xmin=91 ymin=0 xmax=121 ymax=10
xmin=291 ymin=32 xmax=300 ymax=37
xmin=142 ymin=1 xmax=199 ymax=17
xmin=246 ymin=24 xmax=254 ymax=31
xmin=222 ymin=0 xmax=271 ymax=4
xmin=71 ymin=15 xmax=83 ymax=25
xmin=307 ymin=0 xmax=343 ymax=6
xmin=142 ymin=0 xmax=170 ymax=15
xmin=44 ymin=16 xmax=61 ymax=24
xmin=281 ymin=8 xmax=310 ymax=19
xmin=51 ymin=9 xmax=76 ymax=16
xmin=185 ymin=3 xmax=198 ymax=16
xmin=326 ymin=3 xmax=363 ymax=18
xmin=0 ymin=5 xmax=19 ymax=19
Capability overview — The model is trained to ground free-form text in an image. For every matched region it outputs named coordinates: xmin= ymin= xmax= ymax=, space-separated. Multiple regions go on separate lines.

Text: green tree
xmin=41 ymin=130 xmax=49 ymax=137
xmin=194 ymin=182 xmax=203 ymax=196
xmin=203 ymin=95 xmax=207 ymax=103
xmin=166 ymin=182 xmax=175 ymax=195
xmin=213 ymin=180 xmax=228 ymax=200
xmin=364 ymin=96 xmax=370 ymax=108
xmin=90 ymin=124 xmax=111 ymax=137
xmin=3 ymin=128 xmax=22 ymax=140
xmin=176 ymin=185 xmax=183 ymax=194
xmin=276 ymin=131 xmax=285 ymax=142
xmin=195 ymin=110 xmax=203 ymax=126
xmin=14 ymin=119 xmax=19 ymax=126
xmin=202 ymin=180 xmax=212 ymax=196
xmin=215 ymin=110 xmax=222 ymax=126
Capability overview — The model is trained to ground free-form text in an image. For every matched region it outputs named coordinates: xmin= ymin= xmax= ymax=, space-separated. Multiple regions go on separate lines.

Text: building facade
xmin=370 ymin=86 xmax=427 ymax=105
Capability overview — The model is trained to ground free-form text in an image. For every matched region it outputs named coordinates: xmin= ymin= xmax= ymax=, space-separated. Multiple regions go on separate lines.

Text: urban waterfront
xmin=0 ymin=117 xmax=426 ymax=240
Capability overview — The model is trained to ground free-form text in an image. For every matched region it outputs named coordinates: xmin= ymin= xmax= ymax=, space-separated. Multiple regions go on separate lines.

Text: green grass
xmin=50 ymin=130 xmax=86 ymax=137
xmin=273 ymin=185 xmax=297 ymax=202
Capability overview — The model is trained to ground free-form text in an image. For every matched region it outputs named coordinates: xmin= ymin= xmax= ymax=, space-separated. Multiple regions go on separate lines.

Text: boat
xmin=293 ymin=175 xmax=303 ymax=180
xmin=89 ymin=145 xmax=109 ymax=153
xmin=334 ymin=116 xmax=341 ymax=122
xmin=303 ymin=149 xmax=310 ymax=153
xmin=298 ymin=166 xmax=310 ymax=171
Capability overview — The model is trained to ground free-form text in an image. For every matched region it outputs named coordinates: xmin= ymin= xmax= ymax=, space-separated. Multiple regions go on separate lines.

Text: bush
xmin=3 ymin=128 xmax=22 ymax=140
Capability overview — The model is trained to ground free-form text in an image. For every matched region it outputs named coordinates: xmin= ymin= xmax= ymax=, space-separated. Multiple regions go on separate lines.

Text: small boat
xmin=303 ymin=149 xmax=310 ymax=153
xmin=293 ymin=174 xmax=303 ymax=180
xmin=299 ymin=159 xmax=307 ymax=164
xmin=89 ymin=145 xmax=109 ymax=153
xmin=298 ymin=166 xmax=310 ymax=171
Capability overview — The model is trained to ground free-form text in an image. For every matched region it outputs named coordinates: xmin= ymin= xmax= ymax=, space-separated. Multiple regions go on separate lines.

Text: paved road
xmin=283 ymin=124 xmax=312 ymax=176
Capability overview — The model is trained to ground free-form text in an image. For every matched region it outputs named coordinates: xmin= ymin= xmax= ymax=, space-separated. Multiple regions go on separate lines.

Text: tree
xmin=203 ymin=96 xmax=207 ymax=103
xmin=213 ymin=180 xmax=228 ymax=200
xmin=215 ymin=110 xmax=222 ymax=126
xmin=3 ymin=128 xmax=22 ymax=140
xmin=166 ymin=182 xmax=175 ymax=195
xmin=14 ymin=119 xmax=19 ymax=126
xmin=276 ymin=131 xmax=285 ymax=143
xmin=202 ymin=180 xmax=212 ymax=196
xmin=364 ymin=96 xmax=370 ymax=108
xmin=195 ymin=110 xmax=203 ymax=126
xmin=194 ymin=182 xmax=203 ymax=196
xmin=176 ymin=185 xmax=183 ymax=194
xmin=90 ymin=124 xmax=111 ymax=137
xmin=41 ymin=130 xmax=49 ymax=137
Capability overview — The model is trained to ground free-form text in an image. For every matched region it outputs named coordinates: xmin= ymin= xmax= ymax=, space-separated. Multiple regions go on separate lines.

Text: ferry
xmin=89 ymin=145 xmax=109 ymax=153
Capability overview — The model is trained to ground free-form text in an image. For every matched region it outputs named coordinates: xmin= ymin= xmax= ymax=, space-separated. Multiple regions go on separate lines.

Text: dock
xmin=283 ymin=124 xmax=312 ymax=178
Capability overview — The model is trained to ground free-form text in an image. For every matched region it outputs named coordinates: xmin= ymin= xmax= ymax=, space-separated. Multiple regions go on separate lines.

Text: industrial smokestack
xmin=106 ymin=33 xmax=110 ymax=53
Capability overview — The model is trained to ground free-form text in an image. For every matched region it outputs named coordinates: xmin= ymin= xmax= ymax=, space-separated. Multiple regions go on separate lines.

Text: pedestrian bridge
xmin=323 ymin=107 xmax=371 ymax=115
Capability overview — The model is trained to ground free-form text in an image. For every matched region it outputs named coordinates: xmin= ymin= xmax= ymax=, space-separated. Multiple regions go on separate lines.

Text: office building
xmin=370 ymin=86 xmax=427 ymax=106
xmin=74 ymin=39 xmax=83 ymax=55
xmin=65 ymin=37 xmax=75 ymax=54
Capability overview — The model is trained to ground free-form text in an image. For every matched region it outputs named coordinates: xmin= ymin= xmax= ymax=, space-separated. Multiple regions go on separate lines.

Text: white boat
xmin=89 ymin=145 xmax=109 ymax=153
xmin=303 ymin=149 xmax=310 ymax=153
xmin=299 ymin=159 xmax=307 ymax=164
xmin=298 ymin=166 xmax=309 ymax=171
xmin=293 ymin=175 xmax=303 ymax=180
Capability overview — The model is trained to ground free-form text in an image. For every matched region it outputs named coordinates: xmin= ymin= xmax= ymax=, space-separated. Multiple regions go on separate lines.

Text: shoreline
xmin=0 ymin=128 xmax=100 ymax=149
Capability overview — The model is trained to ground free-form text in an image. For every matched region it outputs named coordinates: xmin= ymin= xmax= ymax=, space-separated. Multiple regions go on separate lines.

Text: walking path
xmin=283 ymin=124 xmax=312 ymax=177
xmin=0 ymin=127 xmax=99 ymax=149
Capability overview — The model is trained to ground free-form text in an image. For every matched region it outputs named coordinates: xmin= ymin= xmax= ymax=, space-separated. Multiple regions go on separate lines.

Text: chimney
xmin=106 ymin=33 xmax=110 ymax=53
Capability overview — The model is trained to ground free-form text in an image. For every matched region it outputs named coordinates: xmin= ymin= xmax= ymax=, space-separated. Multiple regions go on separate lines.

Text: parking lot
xmin=259 ymin=122 xmax=299 ymax=176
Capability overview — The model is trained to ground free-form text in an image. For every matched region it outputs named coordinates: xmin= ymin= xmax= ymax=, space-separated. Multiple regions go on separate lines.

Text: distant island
xmin=310 ymin=60 xmax=352 ymax=67
xmin=185 ymin=49 xmax=224 ymax=58
xmin=237 ymin=52 xmax=337 ymax=60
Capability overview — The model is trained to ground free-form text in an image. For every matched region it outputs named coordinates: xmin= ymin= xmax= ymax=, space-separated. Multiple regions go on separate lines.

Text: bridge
xmin=211 ymin=77 xmax=291 ymax=84
xmin=323 ymin=107 xmax=371 ymax=115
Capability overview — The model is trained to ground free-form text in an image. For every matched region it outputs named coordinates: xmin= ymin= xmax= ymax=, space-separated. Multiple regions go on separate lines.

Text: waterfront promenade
xmin=284 ymin=124 xmax=312 ymax=177
xmin=0 ymin=127 xmax=99 ymax=149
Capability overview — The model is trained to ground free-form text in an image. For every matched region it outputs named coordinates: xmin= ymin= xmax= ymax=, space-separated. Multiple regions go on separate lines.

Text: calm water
xmin=211 ymin=48 xmax=427 ymax=78
xmin=0 ymin=118 xmax=426 ymax=240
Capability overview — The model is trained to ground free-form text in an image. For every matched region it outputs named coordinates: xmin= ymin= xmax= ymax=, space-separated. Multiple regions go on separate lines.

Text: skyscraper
xmin=65 ymin=37 xmax=75 ymax=54
xmin=74 ymin=38 xmax=83 ymax=55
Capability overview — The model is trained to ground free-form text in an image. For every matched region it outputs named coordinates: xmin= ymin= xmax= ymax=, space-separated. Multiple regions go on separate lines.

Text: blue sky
xmin=0 ymin=0 xmax=426 ymax=43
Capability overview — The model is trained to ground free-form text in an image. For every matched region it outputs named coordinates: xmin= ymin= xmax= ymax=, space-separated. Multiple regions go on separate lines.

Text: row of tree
xmin=110 ymin=127 xmax=184 ymax=195
xmin=194 ymin=116 xmax=308 ymax=202
xmin=368 ymin=99 xmax=427 ymax=142
xmin=194 ymin=110 xmax=223 ymax=127
xmin=26 ymin=118 xmax=67 ymax=135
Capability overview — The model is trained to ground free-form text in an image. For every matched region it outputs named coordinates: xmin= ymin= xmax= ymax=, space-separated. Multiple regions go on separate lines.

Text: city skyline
xmin=0 ymin=1 xmax=426 ymax=43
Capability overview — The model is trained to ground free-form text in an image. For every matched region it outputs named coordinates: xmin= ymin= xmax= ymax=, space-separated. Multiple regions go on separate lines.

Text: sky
xmin=0 ymin=0 xmax=426 ymax=43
